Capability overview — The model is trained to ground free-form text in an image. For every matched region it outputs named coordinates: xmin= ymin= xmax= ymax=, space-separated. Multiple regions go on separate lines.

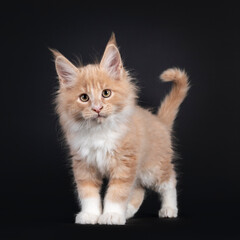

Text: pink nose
xmin=92 ymin=106 xmax=103 ymax=113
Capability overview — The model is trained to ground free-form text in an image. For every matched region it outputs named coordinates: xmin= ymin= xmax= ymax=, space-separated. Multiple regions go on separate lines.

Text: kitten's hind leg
xmin=158 ymin=177 xmax=178 ymax=218
xmin=126 ymin=185 xmax=145 ymax=219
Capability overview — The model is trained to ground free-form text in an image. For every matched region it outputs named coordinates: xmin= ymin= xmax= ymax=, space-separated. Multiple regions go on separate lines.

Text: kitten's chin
xmin=96 ymin=116 xmax=106 ymax=124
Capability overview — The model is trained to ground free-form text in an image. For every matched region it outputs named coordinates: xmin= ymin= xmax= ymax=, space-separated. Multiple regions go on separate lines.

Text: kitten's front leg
xmin=72 ymin=159 xmax=102 ymax=224
xmin=98 ymin=156 xmax=137 ymax=225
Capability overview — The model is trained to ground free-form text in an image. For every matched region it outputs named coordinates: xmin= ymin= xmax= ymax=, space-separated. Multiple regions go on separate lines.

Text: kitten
xmin=52 ymin=33 xmax=189 ymax=225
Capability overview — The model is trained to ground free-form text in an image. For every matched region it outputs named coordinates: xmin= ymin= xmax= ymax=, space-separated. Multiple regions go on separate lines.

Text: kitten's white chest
xmin=67 ymin=120 xmax=126 ymax=175
xmin=78 ymin=131 xmax=117 ymax=175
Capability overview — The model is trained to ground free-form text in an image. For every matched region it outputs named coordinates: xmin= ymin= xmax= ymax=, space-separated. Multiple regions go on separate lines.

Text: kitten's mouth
xmin=93 ymin=113 xmax=107 ymax=123
xmin=94 ymin=113 xmax=107 ymax=120
xmin=98 ymin=114 xmax=107 ymax=118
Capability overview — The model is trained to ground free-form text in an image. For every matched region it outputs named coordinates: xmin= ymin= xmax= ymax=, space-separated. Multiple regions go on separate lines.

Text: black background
xmin=1 ymin=2 xmax=240 ymax=239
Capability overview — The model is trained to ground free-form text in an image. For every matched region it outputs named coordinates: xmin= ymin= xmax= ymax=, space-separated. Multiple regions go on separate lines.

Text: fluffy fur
xmin=52 ymin=33 xmax=189 ymax=225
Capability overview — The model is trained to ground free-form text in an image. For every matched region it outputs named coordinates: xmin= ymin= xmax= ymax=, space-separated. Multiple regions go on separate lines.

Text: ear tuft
xmin=49 ymin=48 xmax=62 ymax=59
xmin=108 ymin=32 xmax=117 ymax=46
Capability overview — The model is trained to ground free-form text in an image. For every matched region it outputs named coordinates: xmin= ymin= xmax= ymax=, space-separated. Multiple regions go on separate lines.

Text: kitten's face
xmin=59 ymin=65 xmax=134 ymax=123
xmin=54 ymin=34 xmax=136 ymax=124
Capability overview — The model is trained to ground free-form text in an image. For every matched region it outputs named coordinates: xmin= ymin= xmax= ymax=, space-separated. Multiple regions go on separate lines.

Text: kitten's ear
xmin=100 ymin=33 xmax=123 ymax=80
xmin=50 ymin=49 xmax=79 ymax=88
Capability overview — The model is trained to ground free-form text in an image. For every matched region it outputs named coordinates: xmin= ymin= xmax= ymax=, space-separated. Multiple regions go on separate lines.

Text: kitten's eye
xmin=79 ymin=94 xmax=89 ymax=102
xmin=102 ymin=89 xmax=111 ymax=98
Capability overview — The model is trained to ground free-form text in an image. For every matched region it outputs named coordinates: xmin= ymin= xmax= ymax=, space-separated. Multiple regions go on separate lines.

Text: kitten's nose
xmin=92 ymin=106 xmax=103 ymax=113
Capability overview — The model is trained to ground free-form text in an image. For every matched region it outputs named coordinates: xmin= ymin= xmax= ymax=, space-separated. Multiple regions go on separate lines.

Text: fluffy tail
xmin=158 ymin=68 xmax=189 ymax=130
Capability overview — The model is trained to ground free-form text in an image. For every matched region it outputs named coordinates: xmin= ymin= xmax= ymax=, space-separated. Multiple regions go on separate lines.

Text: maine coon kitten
xmin=52 ymin=34 xmax=189 ymax=225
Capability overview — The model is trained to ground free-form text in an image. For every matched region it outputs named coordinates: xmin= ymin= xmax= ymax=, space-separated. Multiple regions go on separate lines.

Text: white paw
xmin=98 ymin=212 xmax=126 ymax=225
xmin=126 ymin=204 xmax=137 ymax=219
xmin=159 ymin=207 xmax=178 ymax=218
xmin=75 ymin=212 xmax=100 ymax=224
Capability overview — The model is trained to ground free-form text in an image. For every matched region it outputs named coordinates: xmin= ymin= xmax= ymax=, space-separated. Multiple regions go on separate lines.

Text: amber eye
xmin=102 ymin=89 xmax=111 ymax=98
xmin=79 ymin=94 xmax=89 ymax=102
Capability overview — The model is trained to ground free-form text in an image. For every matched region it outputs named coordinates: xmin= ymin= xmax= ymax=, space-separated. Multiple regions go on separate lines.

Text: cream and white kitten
xmin=52 ymin=34 xmax=189 ymax=225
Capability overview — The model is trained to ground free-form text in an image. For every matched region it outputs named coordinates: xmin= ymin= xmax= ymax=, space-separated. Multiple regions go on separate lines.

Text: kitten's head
xmin=52 ymin=34 xmax=137 ymax=124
